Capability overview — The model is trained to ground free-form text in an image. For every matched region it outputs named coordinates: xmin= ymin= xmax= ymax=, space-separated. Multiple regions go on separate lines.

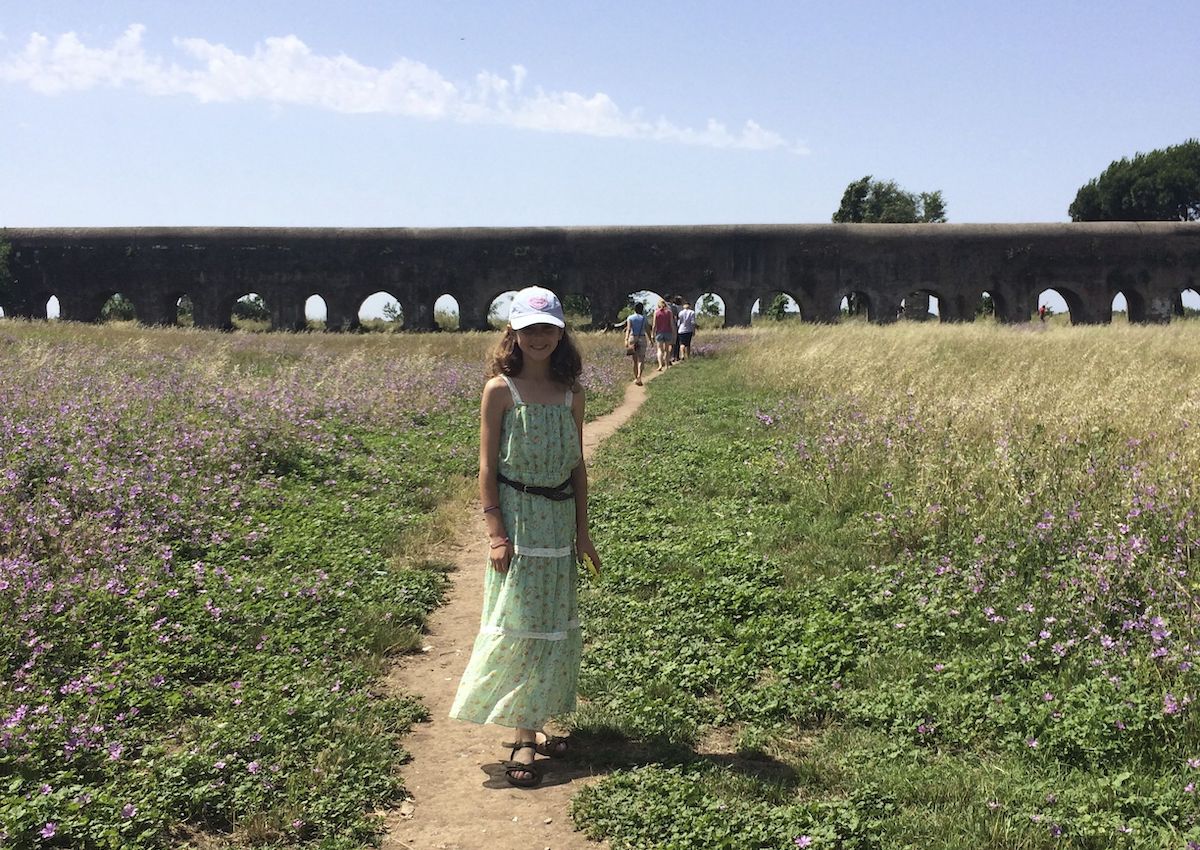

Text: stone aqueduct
xmin=1 ymin=223 xmax=1198 ymax=330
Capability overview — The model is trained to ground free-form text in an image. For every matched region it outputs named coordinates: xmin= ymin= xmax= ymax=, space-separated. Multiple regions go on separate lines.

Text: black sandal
xmin=504 ymin=742 xmax=541 ymax=788
xmin=534 ymin=734 xmax=570 ymax=759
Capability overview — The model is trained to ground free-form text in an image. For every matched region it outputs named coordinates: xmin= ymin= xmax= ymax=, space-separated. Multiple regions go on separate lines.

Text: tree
xmin=381 ymin=301 xmax=403 ymax=325
xmin=764 ymin=293 xmax=792 ymax=321
xmin=1069 ymin=139 xmax=1200 ymax=221
xmin=919 ymin=191 xmax=947 ymax=224
xmin=562 ymin=293 xmax=590 ymax=316
xmin=832 ymin=177 xmax=947 ymax=316
xmin=832 ymin=176 xmax=948 ymax=224
xmin=699 ymin=293 xmax=721 ymax=317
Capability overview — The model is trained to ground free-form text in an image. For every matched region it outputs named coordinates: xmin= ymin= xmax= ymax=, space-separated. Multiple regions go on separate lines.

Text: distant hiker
xmin=670 ymin=295 xmax=684 ymax=362
xmin=1039 ymin=304 xmax=1047 ymax=322
xmin=449 ymin=285 xmax=601 ymax=788
xmin=652 ymin=299 xmax=676 ymax=372
xmin=624 ymin=301 xmax=651 ymax=385
xmin=676 ymin=301 xmax=697 ymax=360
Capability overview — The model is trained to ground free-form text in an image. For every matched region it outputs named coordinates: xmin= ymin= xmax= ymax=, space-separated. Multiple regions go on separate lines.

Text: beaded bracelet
xmin=489 ymin=536 xmax=510 ymax=547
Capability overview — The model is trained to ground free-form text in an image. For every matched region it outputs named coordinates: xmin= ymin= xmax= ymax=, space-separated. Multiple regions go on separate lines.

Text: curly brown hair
xmin=487 ymin=326 xmax=583 ymax=387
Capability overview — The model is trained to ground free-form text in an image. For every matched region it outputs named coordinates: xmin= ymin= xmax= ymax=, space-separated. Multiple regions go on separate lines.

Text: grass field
xmin=4 ymin=317 xmax=1200 ymax=849
xmin=571 ymin=321 xmax=1200 ymax=849
xmin=0 ymin=321 xmax=625 ymax=849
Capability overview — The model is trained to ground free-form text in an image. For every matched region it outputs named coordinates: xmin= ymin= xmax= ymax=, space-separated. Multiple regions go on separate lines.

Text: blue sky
xmin=2 ymin=1 xmax=1198 ymax=229
xmin=1 ymin=2 xmax=1197 ymax=318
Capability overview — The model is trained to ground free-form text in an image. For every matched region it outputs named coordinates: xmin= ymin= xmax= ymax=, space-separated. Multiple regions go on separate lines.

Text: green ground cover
xmin=572 ymin=323 xmax=1200 ymax=850
xmin=0 ymin=322 xmax=626 ymax=849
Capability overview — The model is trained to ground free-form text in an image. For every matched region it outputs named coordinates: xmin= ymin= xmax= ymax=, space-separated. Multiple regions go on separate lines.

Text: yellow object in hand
xmin=581 ymin=552 xmax=600 ymax=578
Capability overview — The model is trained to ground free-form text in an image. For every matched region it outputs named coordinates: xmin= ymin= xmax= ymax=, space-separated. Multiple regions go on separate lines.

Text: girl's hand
xmin=488 ymin=536 xmax=513 ymax=572
xmin=577 ymin=535 xmax=602 ymax=578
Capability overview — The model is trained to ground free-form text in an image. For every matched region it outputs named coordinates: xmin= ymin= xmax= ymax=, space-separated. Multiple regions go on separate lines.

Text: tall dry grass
xmin=741 ymin=320 xmax=1200 ymax=461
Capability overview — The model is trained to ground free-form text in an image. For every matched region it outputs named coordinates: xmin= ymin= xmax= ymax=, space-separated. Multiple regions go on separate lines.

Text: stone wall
xmin=1 ymin=223 xmax=1197 ymax=329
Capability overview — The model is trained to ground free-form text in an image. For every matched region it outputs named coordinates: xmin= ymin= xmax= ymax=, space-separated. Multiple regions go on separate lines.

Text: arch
xmin=358 ymin=291 xmax=405 ymax=332
xmin=1180 ymin=288 xmax=1200 ymax=320
xmin=46 ymin=296 xmax=60 ymax=320
xmin=752 ymin=292 xmax=801 ymax=323
xmin=977 ymin=290 xmax=997 ymax=320
xmin=305 ymin=295 xmax=328 ymax=330
xmin=1109 ymin=290 xmax=1147 ymax=324
xmin=899 ymin=289 xmax=941 ymax=322
xmin=175 ymin=295 xmax=194 ymax=327
xmin=435 ymin=294 xmax=460 ymax=331
xmin=485 ymin=290 xmax=517 ymax=329
xmin=231 ymin=292 xmax=270 ymax=331
xmin=624 ymin=290 xmax=668 ymax=318
xmin=838 ymin=289 xmax=874 ymax=323
xmin=0 ymin=305 xmax=5 ymax=318
xmin=695 ymin=292 xmax=726 ymax=328
xmin=1036 ymin=288 xmax=1087 ymax=324
xmin=100 ymin=292 xmax=137 ymax=323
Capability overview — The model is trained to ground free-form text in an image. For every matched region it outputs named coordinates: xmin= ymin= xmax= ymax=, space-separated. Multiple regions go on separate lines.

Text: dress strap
xmin=564 ymin=387 xmax=573 ymax=406
xmin=501 ymin=375 xmax=523 ymax=405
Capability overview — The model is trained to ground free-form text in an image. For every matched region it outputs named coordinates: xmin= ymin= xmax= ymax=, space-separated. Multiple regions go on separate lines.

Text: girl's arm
xmin=570 ymin=384 xmax=602 ymax=575
xmin=479 ymin=377 xmax=513 ymax=572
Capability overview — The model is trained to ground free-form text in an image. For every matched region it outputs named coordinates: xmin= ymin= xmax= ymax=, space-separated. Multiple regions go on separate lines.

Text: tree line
xmin=830 ymin=138 xmax=1199 ymax=229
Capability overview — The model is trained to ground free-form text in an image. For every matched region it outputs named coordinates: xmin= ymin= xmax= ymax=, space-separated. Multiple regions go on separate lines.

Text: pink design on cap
xmin=529 ymin=296 xmax=549 ymax=309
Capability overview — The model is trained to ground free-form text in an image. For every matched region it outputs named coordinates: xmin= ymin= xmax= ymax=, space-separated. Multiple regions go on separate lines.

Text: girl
xmin=652 ymin=298 xmax=676 ymax=372
xmin=448 ymin=285 xmax=603 ymax=788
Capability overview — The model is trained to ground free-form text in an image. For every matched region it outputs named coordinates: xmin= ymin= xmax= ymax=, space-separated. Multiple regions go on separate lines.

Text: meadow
xmin=0 ymin=321 xmax=625 ymax=849
xmin=4 ymin=317 xmax=1200 ymax=849
xmin=571 ymin=321 xmax=1200 ymax=849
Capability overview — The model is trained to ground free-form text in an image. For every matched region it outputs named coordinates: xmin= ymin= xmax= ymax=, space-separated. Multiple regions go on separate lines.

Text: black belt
xmin=497 ymin=472 xmax=574 ymax=501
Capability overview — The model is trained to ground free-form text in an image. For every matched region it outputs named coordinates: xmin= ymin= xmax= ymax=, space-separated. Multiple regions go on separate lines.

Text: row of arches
xmin=4 ymin=287 xmax=1199 ymax=327
xmin=759 ymin=287 xmax=1200 ymax=324
xmin=0 ymin=290 xmax=734 ymax=329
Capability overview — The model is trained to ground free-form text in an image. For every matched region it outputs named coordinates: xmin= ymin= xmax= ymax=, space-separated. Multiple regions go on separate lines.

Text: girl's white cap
xmin=509 ymin=286 xmax=566 ymax=329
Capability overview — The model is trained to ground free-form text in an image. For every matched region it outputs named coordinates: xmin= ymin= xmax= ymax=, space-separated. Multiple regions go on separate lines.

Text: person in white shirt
xmin=675 ymin=302 xmax=697 ymax=361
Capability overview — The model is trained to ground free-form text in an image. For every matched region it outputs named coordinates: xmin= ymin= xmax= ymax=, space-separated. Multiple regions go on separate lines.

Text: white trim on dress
xmin=480 ymin=620 xmax=581 ymax=641
xmin=513 ymin=544 xmax=573 ymax=557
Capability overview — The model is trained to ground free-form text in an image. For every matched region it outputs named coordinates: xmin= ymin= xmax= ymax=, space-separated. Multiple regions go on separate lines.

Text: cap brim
xmin=510 ymin=313 xmax=565 ymax=330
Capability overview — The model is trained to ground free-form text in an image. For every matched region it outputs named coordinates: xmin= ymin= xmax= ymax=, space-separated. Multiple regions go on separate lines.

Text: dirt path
xmin=381 ymin=370 xmax=658 ymax=850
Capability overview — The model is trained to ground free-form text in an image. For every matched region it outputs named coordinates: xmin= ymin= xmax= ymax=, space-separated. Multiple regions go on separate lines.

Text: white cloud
xmin=0 ymin=24 xmax=807 ymax=153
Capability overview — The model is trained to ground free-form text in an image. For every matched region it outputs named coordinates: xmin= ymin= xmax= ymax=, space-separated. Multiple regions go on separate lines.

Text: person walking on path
xmin=669 ymin=295 xmax=684 ymax=362
xmin=676 ymin=301 xmax=696 ymax=361
xmin=448 ymin=285 xmax=602 ymax=789
xmin=624 ymin=302 xmax=651 ymax=385
xmin=652 ymin=299 xmax=676 ymax=372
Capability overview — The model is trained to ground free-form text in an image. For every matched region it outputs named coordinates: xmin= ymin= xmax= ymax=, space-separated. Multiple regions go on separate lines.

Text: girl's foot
xmin=635 ymin=378 xmax=642 ymax=385
xmin=504 ymin=741 xmax=540 ymax=788
xmin=534 ymin=732 xmax=570 ymax=758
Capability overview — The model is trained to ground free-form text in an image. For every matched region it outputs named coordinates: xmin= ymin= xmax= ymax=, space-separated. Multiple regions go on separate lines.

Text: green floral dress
xmin=449 ymin=376 xmax=583 ymax=729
